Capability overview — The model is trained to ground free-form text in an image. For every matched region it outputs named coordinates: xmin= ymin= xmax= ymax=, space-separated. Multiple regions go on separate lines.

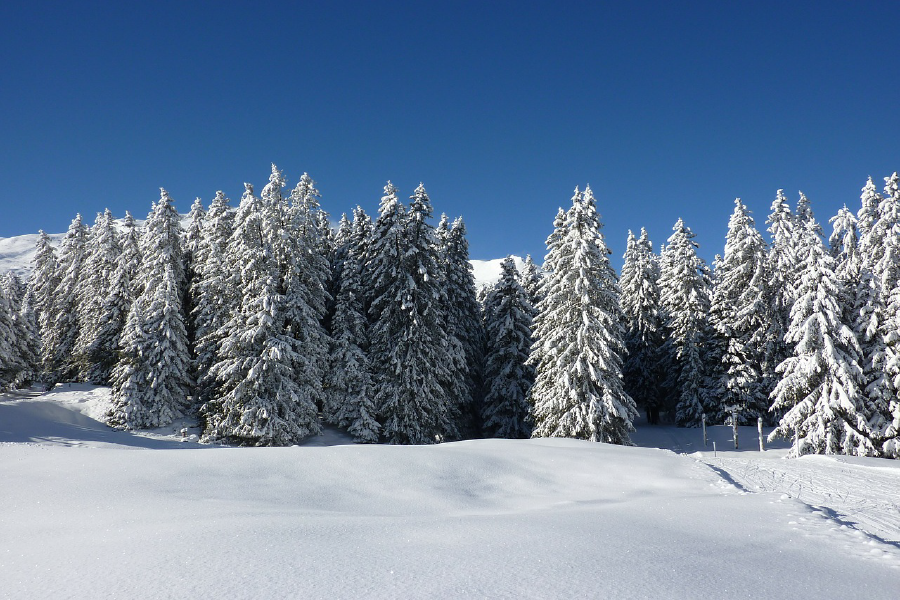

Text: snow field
xmin=2 ymin=389 xmax=899 ymax=599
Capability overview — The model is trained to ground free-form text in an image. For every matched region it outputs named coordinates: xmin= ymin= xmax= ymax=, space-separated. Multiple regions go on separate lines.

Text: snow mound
xmin=1 ymin=391 xmax=899 ymax=599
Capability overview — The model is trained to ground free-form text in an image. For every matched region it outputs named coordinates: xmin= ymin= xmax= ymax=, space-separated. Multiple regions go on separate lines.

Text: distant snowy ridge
xmin=0 ymin=228 xmax=522 ymax=287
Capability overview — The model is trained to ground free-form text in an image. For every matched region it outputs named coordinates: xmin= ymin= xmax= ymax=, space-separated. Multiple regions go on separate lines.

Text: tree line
xmin=0 ymin=165 xmax=898 ymax=457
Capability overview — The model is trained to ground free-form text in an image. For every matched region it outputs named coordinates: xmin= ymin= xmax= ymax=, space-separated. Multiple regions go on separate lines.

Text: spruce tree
xmin=75 ymin=209 xmax=121 ymax=383
xmin=43 ymin=214 xmax=88 ymax=382
xmin=324 ymin=213 xmax=379 ymax=442
xmin=528 ymin=186 xmax=637 ymax=443
xmin=706 ymin=199 xmax=771 ymax=424
xmin=28 ymin=231 xmax=59 ymax=382
xmin=203 ymin=170 xmax=322 ymax=445
xmin=369 ymin=183 xmax=457 ymax=444
xmin=659 ymin=218 xmax=712 ymax=426
xmin=440 ymin=217 xmax=484 ymax=436
xmin=769 ymin=220 xmax=866 ymax=456
xmin=519 ymin=254 xmax=543 ymax=309
xmin=481 ymin=256 xmax=534 ymax=438
xmin=191 ymin=191 xmax=235 ymax=408
xmin=620 ymin=228 xmax=666 ymax=423
xmin=108 ymin=189 xmax=191 ymax=430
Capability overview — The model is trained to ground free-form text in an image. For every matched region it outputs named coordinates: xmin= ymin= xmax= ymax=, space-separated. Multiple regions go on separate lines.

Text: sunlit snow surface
xmin=1 ymin=387 xmax=898 ymax=599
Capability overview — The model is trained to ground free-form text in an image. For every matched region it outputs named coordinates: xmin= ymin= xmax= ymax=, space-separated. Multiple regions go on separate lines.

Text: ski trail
xmin=700 ymin=455 xmax=900 ymax=548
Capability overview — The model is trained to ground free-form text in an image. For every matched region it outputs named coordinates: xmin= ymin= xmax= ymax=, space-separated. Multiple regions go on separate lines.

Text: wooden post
xmin=757 ymin=417 xmax=765 ymax=452
xmin=732 ymin=407 xmax=739 ymax=450
xmin=713 ymin=441 xmax=716 ymax=458
xmin=702 ymin=413 xmax=707 ymax=447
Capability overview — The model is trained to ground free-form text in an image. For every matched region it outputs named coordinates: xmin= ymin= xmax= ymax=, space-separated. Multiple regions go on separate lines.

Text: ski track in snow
xmin=699 ymin=455 xmax=900 ymax=548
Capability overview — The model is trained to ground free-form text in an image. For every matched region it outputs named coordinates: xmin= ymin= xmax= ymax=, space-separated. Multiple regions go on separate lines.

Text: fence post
xmin=702 ymin=413 xmax=708 ymax=447
xmin=757 ymin=417 xmax=765 ymax=452
xmin=732 ymin=407 xmax=739 ymax=449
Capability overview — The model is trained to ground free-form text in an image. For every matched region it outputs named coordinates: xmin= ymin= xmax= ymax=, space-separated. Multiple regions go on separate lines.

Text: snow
xmin=471 ymin=255 xmax=524 ymax=288
xmin=1 ymin=387 xmax=898 ymax=599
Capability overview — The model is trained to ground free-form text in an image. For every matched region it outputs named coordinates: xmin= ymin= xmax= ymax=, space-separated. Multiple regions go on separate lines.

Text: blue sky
xmin=2 ymin=1 xmax=898 ymax=267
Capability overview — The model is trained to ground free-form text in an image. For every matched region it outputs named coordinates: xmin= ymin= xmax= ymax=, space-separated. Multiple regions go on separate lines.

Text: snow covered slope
xmin=0 ymin=231 xmax=518 ymax=288
xmin=1 ymin=388 xmax=898 ymax=599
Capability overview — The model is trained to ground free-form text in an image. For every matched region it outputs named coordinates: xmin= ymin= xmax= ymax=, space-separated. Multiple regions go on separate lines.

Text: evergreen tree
xmin=528 ymin=186 xmax=637 ymax=443
xmin=369 ymin=183 xmax=457 ymax=444
xmin=191 ymin=191 xmax=235 ymax=408
xmin=763 ymin=190 xmax=799 ymax=405
xmin=75 ymin=209 xmax=121 ymax=382
xmin=481 ymin=256 xmax=534 ymax=438
xmin=324 ymin=214 xmax=379 ymax=442
xmin=43 ymin=214 xmax=88 ymax=382
xmin=769 ymin=220 xmax=866 ymax=456
xmin=108 ymin=189 xmax=191 ymax=430
xmin=28 ymin=231 xmax=59 ymax=381
xmin=203 ymin=169 xmax=323 ymax=445
xmin=620 ymin=228 xmax=666 ymax=423
xmin=519 ymin=254 xmax=543 ymax=309
xmin=706 ymin=199 xmax=771 ymax=424
xmin=829 ymin=205 xmax=861 ymax=322
xmin=659 ymin=218 xmax=712 ymax=426
xmin=440 ymin=216 xmax=484 ymax=436
xmin=182 ymin=197 xmax=206 ymax=358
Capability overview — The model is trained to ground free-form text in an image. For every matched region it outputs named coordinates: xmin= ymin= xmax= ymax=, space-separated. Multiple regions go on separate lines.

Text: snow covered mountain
xmin=0 ymin=229 xmax=522 ymax=288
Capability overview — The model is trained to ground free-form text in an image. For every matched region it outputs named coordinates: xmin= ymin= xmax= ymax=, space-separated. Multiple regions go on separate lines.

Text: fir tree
xmin=706 ymin=199 xmax=771 ymax=424
xmin=769 ymin=220 xmax=866 ymax=456
xmin=191 ymin=191 xmax=235 ymax=408
xmin=43 ymin=214 xmax=88 ymax=382
xmin=519 ymin=254 xmax=543 ymax=309
xmin=108 ymin=189 xmax=191 ymax=430
xmin=28 ymin=231 xmax=59 ymax=381
xmin=528 ymin=186 xmax=637 ymax=443
xmin=440 ymin=216 xmax=484 ymax=436
xmin=74 ymin=209 xmax=121 ymax=383
xmin=369 ymin=183 xmax=457 ymax=444
xmin=203 ymin=171 xmax=323 ymax=445
xmin=481 ymin=256 xmax=534 ymax=438
xmin=324 ymin=215 xmax=379 ymax=442
xmin=659 ymin=218 xmax=712 ymax=427
xmin=620 ymin=228 xmax=666 ymax=423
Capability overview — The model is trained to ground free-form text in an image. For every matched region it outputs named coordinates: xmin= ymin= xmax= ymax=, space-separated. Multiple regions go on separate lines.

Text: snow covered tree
xmin=829 ymin=205 xmax=861 ymax=321
xmin=620 ymin=228 xmax=666 ymax=423
xmin=519 ymin=254 xmax=543 ymax=310
xmin=323 ymin=212 xmax=379 ymax=442
xmin=108 ymin=189 xmax=192 ymax=430
xmin=439 ymin=216 xmax=484 ymax=436
xmin=368 ymin=183 xmax=457 ymax=444
xmin=28 ymin=231 xmax=58 ymax=379
xmin=528 ymin=186 xmax=637 ymax=443
xmin=202 ymin=168 xmax=323 ymax=446
xmin=769 ymin=219 xmax=866 ymax=456
xmin=286 ymin=171 xmax=332 ymax=409
xmin=43 ymin=214 xmax=88 ymax=382
xmin=706 ymin=199 xmax=771 ymax=424
xmin=481 ymin=256 xmax=534 ymax=438
xmin=191 ymin=191 xmax=235 ymax=408
xmin=74 ymin=209 xmax=121 ymax=383
xmin=182 ymin=197 xmax=206 ymax=357
xmin=763 ymin=190 xmax=799 ymax=404
xmin=659 ymin=218 xmax=712 ymax=427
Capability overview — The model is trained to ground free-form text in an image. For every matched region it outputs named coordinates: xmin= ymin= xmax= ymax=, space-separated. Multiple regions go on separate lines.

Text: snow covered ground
xmin=1 ymin=387 xmax=898 ymax=599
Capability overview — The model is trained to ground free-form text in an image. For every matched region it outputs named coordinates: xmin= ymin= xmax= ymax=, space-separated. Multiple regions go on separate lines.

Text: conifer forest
xmin=2 ymin=165 xmax=899 ymax=459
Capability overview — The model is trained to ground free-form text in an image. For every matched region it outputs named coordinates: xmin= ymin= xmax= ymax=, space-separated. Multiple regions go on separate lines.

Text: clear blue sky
xmin=2 ymin=0 xmax=898 ymax=268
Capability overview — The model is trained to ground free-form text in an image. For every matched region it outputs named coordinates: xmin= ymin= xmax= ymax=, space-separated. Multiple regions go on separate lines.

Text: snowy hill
xmin=0 ymin=229 xmax=520 ymax=287
xmin=1 ymin=387 xmax=898 ymax=599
